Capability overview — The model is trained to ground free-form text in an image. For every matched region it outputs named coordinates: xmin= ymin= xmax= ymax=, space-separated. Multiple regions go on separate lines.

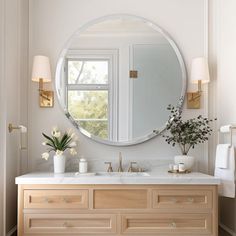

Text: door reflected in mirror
xmin=56 ymin=15 xmax=186 ymax=145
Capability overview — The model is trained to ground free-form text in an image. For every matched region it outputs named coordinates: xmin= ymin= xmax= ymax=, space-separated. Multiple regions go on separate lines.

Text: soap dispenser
xmin=79 ymin=157 xmax=88 ymax=173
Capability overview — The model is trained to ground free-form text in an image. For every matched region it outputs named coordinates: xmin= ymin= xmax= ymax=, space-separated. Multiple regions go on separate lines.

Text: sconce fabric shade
xmin=190 ymin=57 xmax=210 ymax=84
xmin=31 ymin=55 xmax=51 ymax=82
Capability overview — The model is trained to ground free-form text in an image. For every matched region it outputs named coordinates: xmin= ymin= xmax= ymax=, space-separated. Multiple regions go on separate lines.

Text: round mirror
xmin=55 ymin=14 xmax=187 ymax=146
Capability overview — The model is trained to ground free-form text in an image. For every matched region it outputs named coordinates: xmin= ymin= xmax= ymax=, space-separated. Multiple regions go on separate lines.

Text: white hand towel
xmin=215 ymin=144 xmax=230 ymax=169
xmin=214 ymin=146 xmax=235 ymax=198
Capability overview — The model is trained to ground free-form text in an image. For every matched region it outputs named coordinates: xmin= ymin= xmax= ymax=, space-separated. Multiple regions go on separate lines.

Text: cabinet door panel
xmin=152 ymin=189 xmax=212 ymax=209
xmin=24 ymin=190 xmax=88 ymax=209
xmin=24 ymin=213 xmax=117 ymax=234
xmin=121 ymin=213 xmax=212 ymax=235
xmin=94 ymin=189 xmax=147 ymax=209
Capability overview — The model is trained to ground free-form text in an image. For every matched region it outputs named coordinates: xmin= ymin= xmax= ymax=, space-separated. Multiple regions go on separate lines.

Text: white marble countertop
xmin=15 ymin=168 xmax=220 ymax=185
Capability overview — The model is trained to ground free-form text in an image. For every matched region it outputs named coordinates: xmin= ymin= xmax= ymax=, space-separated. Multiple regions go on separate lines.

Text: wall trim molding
xmin=0 ymin=0 xmax=6 ymax=234
xmin=202 ymin=0 xmax=209 ymax=173
xmin=6 ymin=225 xmax=16 ymax=236
xmin=220 ymin=222 xmax=236 ymax=236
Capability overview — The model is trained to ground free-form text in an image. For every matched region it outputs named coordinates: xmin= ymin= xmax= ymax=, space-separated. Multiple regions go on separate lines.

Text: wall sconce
xmin=31 ymin=55 xmax=54 ymax=107
xmin=187 ymin=57 xmax=210 ymax=109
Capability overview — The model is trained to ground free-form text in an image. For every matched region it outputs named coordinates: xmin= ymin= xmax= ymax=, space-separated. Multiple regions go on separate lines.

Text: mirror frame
xmin=55 ymin=14 xmax=187 ymax=146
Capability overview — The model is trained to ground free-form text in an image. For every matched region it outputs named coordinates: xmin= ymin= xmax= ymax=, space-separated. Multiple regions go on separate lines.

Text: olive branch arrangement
xmin=159 ymin=104 xmax=216 ymax=155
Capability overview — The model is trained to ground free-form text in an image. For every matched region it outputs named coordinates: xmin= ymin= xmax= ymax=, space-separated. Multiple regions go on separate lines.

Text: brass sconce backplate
xmin=40 ymin=91 xmax=54 ymax=108
xmin=129 ymin=70 xmax=138 ymax=79
xmin=187 ymin=92 xmax=201 ymax=109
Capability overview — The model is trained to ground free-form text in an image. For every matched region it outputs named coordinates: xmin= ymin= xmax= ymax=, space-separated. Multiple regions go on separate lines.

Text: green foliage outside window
xmin=68 ymin=90 xmax=108 ymax=139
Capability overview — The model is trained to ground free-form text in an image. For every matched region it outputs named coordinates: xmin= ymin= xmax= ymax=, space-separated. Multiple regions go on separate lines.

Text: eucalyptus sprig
xmin=161 ymin=104 xmax=216 ymax=155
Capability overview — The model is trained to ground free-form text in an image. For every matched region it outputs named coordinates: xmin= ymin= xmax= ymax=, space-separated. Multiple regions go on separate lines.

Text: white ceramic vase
xmin=53 ymin=154 xmax=66 ymax=173
xmin=174 ymin=155 xmax=195 ymax=170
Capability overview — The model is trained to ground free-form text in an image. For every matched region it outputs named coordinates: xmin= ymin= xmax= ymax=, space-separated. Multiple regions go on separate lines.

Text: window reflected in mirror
xmin=56 ymin=15 xmax=186 ymax=145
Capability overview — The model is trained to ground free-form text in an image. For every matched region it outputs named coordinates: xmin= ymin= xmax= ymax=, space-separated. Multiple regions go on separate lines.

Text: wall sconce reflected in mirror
xmin=187 ymin=57 xmax=210 ymax=109
xmin=31 ymin=55 xmax=54 ymax=107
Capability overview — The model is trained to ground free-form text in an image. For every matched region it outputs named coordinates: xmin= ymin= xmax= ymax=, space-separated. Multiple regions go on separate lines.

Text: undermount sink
xmin=96 ymin=172 xmax=150 ymax=177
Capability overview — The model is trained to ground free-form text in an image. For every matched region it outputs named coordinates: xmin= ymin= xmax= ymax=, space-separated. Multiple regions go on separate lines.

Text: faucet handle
xmin=128 ymin=162 xmax=137 ymax=172
xmin=104 ymin=162 xmax=113 ymax=172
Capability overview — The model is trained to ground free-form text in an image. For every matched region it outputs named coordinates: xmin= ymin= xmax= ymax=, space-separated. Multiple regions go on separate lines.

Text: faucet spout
xmin=117 ymin=152 xmax=123 ymax=172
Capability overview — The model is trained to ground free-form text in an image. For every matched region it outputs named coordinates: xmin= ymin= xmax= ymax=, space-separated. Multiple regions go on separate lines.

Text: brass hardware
xmin=187 ymin=80 xmax=203 ymax=109
xmin=171 ymin=197 xmax=177 ymax=203
xmin=62 ymin=197 xmax=69 ymax=203
xmin=44 ymin=197 xmax=50 ymax=203
xmin=138 ymin=167 xmax=146 ymax=172
xmin=170 ymin=222 xmax=177 ymax=228
xmin=39 ymin=78 xmax=54 ymax=108
xmin=128 ymin=162 xmax=137 ymax=172
xmin=8 ymin=123 xmax=20 ymax=133
xmin=104 ymin=162 xmax=113 ymax=172
xmin=187 ymin=91 xmax=201 ymax=109
xmin=129 ymin=70 xmax=138 ymax=79
xmin=63 ymin=222 xmax=71 ymax=227
xmin=187 ymin=197 xmax=194 ymax=203
xmin=117 ymin=152 xmax=123 ymax=172
xmin=39 ymin=90 xmax=54 ymax=107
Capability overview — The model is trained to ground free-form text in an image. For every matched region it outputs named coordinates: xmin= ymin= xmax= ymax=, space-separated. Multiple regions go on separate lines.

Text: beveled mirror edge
xmin=55 ymin=13 xmax=187 ymax=146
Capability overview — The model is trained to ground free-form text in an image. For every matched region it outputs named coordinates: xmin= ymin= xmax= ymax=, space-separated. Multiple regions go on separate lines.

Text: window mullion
xmin=68 ymin=84 xmax=109 ymax=91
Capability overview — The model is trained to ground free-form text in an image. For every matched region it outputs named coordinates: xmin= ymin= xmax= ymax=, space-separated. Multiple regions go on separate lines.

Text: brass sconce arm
xmin=38 ymin=78 xmax=54 ymax=107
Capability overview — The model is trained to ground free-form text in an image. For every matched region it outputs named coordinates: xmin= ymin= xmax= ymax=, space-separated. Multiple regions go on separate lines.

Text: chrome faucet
xmin=117 ymin=152 xmax=123 ymax=172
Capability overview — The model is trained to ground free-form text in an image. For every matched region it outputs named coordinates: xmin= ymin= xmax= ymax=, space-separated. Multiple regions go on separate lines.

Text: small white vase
xmin=53 ymin=155 xmax=66 ymax=173
xmin=174 ymin=155 xmax=195 ymax=170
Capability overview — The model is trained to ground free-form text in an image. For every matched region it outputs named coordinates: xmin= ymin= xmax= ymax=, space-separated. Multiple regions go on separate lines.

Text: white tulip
xmin=70 ymin=148 xmax=77 ymax=156
xmin=41 ymin=152 xmax=49 ymax=160
xmin=52 ymin=126 xmax=59 ymax=132
xmin=53 ymin=131 xmax=61 ymax=138
xmin=56 ymin=150 xmax=64 ymax=156
xmin=69 ymin=141 xmax=77 ymax=147
xmin=51 ymin=126 xmax=60 ymax=137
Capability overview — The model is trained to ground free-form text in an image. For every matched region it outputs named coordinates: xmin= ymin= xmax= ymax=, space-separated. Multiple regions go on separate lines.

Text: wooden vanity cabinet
xmin=18 ymin=184 xmax=218 ymax=236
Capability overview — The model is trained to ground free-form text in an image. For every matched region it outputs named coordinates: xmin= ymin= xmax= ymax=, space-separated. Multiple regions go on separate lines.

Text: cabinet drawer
xmin=152 ymin=189 xmax=212 ymax=209
xmin=24 ymin=213 xmax=117 ymax=234
xmin=121 ymin=213 xmax=212 ymax=235
xmin=24 ymin=190 xmax=88 ymax=209
xmin=94 ymin=189 xmax=147 ymax=209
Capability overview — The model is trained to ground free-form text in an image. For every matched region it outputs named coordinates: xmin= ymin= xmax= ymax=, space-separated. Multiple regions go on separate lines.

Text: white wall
xmin=216 ymin=0 xmax=236 ymax=233
xmin=28 ymin=0 xmax=209 ymax=173
xmin=0 ymin=0 xmax=6 ymax=234
xmin=0 ymin=0 xmax=29 ymax=235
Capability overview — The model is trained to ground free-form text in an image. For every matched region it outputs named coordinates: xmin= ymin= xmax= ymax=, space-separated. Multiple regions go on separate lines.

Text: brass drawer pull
xmin=170 ymin=221 xmax=176 ymax=228
xmin=43 ymin=197 xmax=51 ymax=203
xmin=62 ymin=197 xmax=69 ymax=203
xmin=187 ymin=197 xmax=194 ymax=203
xmin=63 ymin=221 xmax=72 ymax=227
xmin=171 ymin=197 xmax=177 ymax=203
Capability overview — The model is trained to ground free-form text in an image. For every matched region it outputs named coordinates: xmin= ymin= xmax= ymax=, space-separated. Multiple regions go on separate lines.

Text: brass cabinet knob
xmin=170 ymin=221 xmax=176 ymax=228
xmin=187 ymin=197 xmax=194 ymax=203
xmin=171 ymin=197 xmax=177 ymax=203
xmin=63 ymin=221 xmax=72 ymax=227
xmin=62 ymin=197 xmax=69 ymax=203
xmin=43 ymin=197 xmax=50 ymax=203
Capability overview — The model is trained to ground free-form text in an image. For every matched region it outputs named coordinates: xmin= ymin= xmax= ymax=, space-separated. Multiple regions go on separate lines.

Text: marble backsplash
xmin=34 ymin=154 xmax=198 ymax=173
